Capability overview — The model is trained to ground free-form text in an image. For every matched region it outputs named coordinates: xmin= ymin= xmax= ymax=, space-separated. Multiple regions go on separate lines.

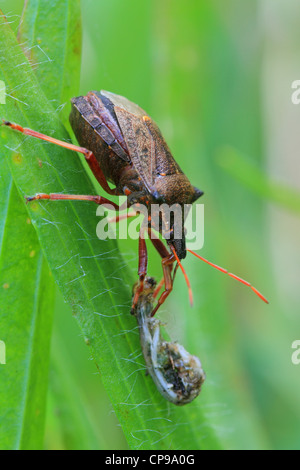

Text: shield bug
xmin=132 ymin=276 xmax=205 ymax=405
xmin=2 ymin=90 xmax=268 ymax=314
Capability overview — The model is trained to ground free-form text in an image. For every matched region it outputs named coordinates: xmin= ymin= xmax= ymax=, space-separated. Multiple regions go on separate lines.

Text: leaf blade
xmin=18 ymin=0 xmax=82 ymax=124
xmin=0 ymin=1 xmax=81 ymax=449
xmin=0 ymin=180 xmax=55 ymax=449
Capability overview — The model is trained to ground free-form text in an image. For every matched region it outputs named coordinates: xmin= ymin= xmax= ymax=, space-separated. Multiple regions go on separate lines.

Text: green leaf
xmin=0 ymin=177 xmax=55 ymax=449
xmin=17 ymin=0 xmax=106 ymax=448
xmin=46 ymin=331 xmax=106 ymax=450
xmin=217 ymin=146 xmax=300 ymax=214
xmin=0 ymin=13 xmax=220 ymax=450
xmin=18 ymin=0 xmax=81 ymax=125
xmin=0 ymin=0 xmax=81 ymax=450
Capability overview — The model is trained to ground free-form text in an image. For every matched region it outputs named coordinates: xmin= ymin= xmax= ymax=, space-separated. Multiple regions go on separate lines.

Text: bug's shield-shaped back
xmin=114 ymin=107 xmax=157 ymax=193
xmin=101 ymin=90 xmax=155 ymax=192
xmin=101 ymin=90 xmax=185 ymax=199
xmin=112 ymin=120 xmax=183 ymax=198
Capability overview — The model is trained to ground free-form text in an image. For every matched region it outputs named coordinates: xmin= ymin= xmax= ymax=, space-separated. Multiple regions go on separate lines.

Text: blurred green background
xmin=2 ymin=0 xmax=300 ymax=450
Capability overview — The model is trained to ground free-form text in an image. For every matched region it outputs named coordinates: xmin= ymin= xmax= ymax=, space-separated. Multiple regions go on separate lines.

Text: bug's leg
xmin=153 ymin=277 xmax=165 ymax=299
xmin=151 ymin=254 xmax=174 ymax=317
xmin=148 ymin=231 xmax=175 ymax=316
xmin=25 ymin=193 xmax=121 ymax=209
xmin=2 ymin=120 xmax=117 ymax=196
xmin=150 ymin=238 xmax=171 ymax=299
xmin=131 ymin=229 xmax=148 ymax=314
xmin=107 ymin=212 xmax=137 ymax=223
xmin=152 ymin=258 xmax=179 ymax=299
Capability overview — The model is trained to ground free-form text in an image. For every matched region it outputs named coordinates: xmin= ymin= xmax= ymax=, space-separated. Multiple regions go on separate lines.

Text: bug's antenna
xmin=187 ymin=249 xmax=269 ymax=304
xmin=171 ymin=246 xmax=193 ymax=307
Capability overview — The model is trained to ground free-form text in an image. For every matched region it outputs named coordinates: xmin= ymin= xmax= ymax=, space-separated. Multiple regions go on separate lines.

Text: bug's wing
xmin=102 ymin=90 xmax=183 ymax=192
xmin=100 ymin=90 xmax=155 ymax=191
xmin=113 ymin=106 xmax=156 ymax=192
xmin=143 ymin=118 xmax=183 ymax=177
xmin=101 ymin=90 xmax=148 ymax=119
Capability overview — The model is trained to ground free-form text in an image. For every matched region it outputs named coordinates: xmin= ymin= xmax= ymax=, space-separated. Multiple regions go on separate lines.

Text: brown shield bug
xmin=3 ymin=90 xmax=268 ymax=314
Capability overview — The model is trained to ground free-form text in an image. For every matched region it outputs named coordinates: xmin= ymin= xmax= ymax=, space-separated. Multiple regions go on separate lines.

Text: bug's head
xmin=151 ymin=178 xmax=203 ymax=260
